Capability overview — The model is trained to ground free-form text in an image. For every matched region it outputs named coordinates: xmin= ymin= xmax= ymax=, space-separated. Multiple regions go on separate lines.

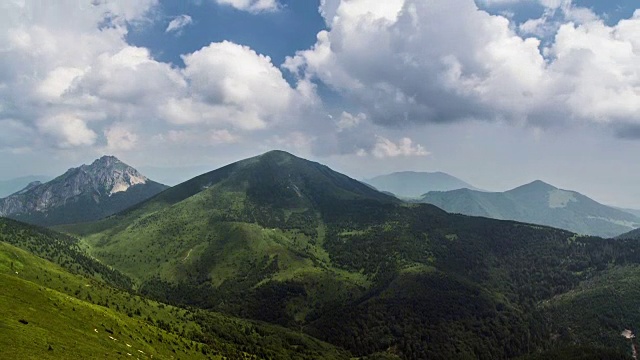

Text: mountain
xmin=0 ymin=175 xmax=50 ymax=198
xmin=62 ymin=150 xmax=640 ymax=359
xmin=0 ymin=219 xmax=347 ymax=359
xmin=420 ymin=180 xmax=640 ymax=238
xmin=616 ymin=207 xmax=640 ymax=218
xmin=617 ymin=227 xmax=640 ymax=239
xmin=364 ymin=171 xmax=480 ymax=198
xmin=0 ymin=156 xmax=168 ymax=227
xmin=0 ymin=217 xmax=131 ymax=288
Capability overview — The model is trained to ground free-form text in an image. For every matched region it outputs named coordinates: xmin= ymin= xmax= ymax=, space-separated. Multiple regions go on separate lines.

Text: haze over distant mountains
xmin=0 ymin=156 xmax=168 ymax=226
xmin=421 ymin=180 xmax=640 ymax=238
xmin=364 ymin=171 xmax=481 ymax=198
xmin=0 ymin=176 xmax=51 ymax=198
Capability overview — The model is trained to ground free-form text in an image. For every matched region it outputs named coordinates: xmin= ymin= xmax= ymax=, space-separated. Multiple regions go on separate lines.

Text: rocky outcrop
xmin=0 ymin=156 xmax=168 ymax=226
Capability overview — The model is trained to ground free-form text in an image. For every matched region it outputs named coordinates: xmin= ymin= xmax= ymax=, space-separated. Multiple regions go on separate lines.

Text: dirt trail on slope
xmin=182 ymin=248 xmax=193 ymax=262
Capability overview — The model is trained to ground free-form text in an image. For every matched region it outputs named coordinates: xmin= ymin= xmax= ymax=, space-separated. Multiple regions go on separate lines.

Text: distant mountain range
xmin=420 ymin=180 xmax=640 ymax=238
xmin=364 ymin=171 xmax=480 ymax=198
xmin=0 ymin=175 xmax=51 ymax=198
xmin=0 ymin=156 xmax=168 ymax=226
xmin=6 ymin=150 xmax=640 ymax=358
xmin=55 ymin=150 xmax=636 ymax=358
xmin=615 ymin=207 xmax=640 ymax=218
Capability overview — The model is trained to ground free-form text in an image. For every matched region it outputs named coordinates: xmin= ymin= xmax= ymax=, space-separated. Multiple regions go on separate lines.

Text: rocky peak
xmin=91 ymin=155 xmax=122 ymax=167
xmin=0 ymin=156 xmax=154 ymax=217
xmin=83 ymin=156 xmax=148 ymax=196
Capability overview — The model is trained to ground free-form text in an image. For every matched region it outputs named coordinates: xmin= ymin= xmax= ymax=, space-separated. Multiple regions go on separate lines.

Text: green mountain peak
xmin=55 ymin=151 xmax=640 ymax=359
xmin=142 ymin=150 xmax=397 ymax=211
xmin=510 ymin=179 xmax=557 ymax=193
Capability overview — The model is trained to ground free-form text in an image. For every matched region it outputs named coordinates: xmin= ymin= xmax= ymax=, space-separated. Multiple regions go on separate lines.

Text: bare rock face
xmin=0 ymin=156 xmax=167 ymax=226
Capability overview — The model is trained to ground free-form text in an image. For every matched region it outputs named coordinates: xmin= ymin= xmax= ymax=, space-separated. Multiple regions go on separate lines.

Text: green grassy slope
xmin=0 ymin=242 xmax=212 ymax=360
xmin=0 ymin=221 xmax=348 ymax=359
xmin=0 ymin=274 xmax=211 ymax=360
xmin=0 ymin=239 xmax=349 ymax=359
xmin=71 ymin=151 xmax=390 ymax=321
xmin=0 ymin=217 xmax=131 ymax=289
xmin=63 ymin=151 xmax=640 ymax=359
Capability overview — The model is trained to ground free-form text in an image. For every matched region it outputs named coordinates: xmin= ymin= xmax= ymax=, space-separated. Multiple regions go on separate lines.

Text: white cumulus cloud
xmin=286 ymin=0 xmax=640 ymax=134
xmin=161 ymin=41 xmax=301 ymax=130
xmin=371 ymin=136 xmax=429 ymax=158
xmin=215 ymin=0 xmax=279 ymax=13
xmin=0 ymin=1 xmax=311 ymax=155
xmin=38 ymin=114 xmax=97 ymax=148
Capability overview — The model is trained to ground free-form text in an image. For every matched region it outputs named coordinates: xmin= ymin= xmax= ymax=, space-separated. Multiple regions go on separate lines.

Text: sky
xmin=1 ymin=0 xmax=640 ymax=207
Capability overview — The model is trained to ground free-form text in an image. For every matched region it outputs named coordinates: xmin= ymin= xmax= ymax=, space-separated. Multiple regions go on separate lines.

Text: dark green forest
xmin=7 ymin=151 xmax=640 ymax=359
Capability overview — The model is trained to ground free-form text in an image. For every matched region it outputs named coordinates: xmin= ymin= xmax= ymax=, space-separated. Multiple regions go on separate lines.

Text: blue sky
xmin=1 ymin=0 xmax=640 ymax=207
xmin=124 ymin=0 xmax=639 ymax=68
xmin=127 ymin=0 xmax=326 ymax=68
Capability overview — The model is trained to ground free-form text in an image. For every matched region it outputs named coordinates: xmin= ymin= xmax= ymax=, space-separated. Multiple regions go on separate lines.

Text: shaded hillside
xmin=365 ymin=171 xmax=479 ymax=198
xmin=59 ymin=151 xmax=640 ymax=359
xmin=0 ymin=156 xmax=168 ymax=227
xmin=420 ymin=180 xmax=640 ymax=238
xmin=0 ymin=217 xmax=131 ymax=289
xmin=617 ymin=227 xmax=640 ymax=239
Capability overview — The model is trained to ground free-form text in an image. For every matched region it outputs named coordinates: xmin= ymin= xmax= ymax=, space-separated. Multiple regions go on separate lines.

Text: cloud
xmin=105 ymin=123 xmax=138 ymax=151
xmin=210 ymin=129 xmax=239 ymax=144
xmin=159 ymin=129 xmax=240 ymax=146
xmin=166 ymin=15 xmax=193 ymax=33
xmin=0 ymin=119 xmax=35 ymax=150
xmin=371 ymin=136 xmax=429 ymax=158
xmin=215 ymin=0 xmax=280 ymax=14
xmin=0 ymin=1 xmax=160 ymax=150
xmin=518 ymin=0 xmax=598 ymax=38
xmin=0 ymin=1 xmax=310 ymax=156
xmin=3 ymin=0 xmax=640 ymax=170
xmin=336 ymin=111 xmax=365 ymax=131
xmin=269 ymin=131 xmax=315 ymax=154
xmin=286 ymin=0 xmax=640 ymax=133
xmin=37 ymin=114 xmax=97 ymax=148
xmin=160 ymin=41 xmax=303 ymax=130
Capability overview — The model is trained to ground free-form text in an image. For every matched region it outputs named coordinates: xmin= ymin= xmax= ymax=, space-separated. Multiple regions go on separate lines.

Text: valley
xmin=2 ymin=150 xmax=640 ymax=359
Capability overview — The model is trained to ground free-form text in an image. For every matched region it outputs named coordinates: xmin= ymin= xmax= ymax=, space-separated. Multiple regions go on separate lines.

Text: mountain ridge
xmin=0 ymin=175 xmax=51 ymax=198
xmin=421 ymin=180 xmax=640 ymax=238
xmin=61 ymin=149 xmax=640 ymax=359
xmin=365 ymin=170 xmax=481 ymax=198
